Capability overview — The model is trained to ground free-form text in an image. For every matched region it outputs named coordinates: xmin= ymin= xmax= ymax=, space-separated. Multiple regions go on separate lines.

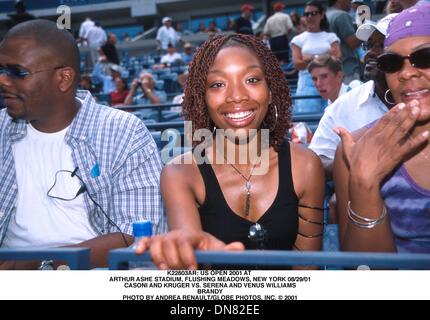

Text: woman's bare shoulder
xmin=161 ymin=151 xmax=201 ymax=182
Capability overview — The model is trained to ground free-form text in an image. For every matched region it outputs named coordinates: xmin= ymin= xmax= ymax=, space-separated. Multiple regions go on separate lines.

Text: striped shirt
xmin=0 ymin=90 xmax=166 ymax=246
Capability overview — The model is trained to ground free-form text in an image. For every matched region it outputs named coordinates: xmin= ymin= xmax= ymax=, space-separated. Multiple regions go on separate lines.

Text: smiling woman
xmin=334 ymin=4 xmax=430 ymax=254
xmin=136 ymin=33 xmax=325 ymax=270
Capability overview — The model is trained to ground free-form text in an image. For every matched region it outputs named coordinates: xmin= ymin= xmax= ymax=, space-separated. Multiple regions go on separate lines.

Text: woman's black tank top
xmin=197 ymin=141 xmax=299 ymax=250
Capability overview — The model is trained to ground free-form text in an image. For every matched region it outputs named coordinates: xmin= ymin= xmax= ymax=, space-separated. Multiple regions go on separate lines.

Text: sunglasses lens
xmin=411 ymin=48 xmax=430 ymax=69
xmin=304 ymin=11 xmax=318 ymax=17
xmin=9 ymin=66 xmax=28 ymax=78
xmin=377 ymin=53 xmax=403 ymax=73
xmin=0 ymin=66 xmax=28 ymax=78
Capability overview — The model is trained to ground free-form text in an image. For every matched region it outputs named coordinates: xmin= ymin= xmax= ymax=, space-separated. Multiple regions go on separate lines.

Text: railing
xmin=108 ymin=249 xmax=430 ymax=270
xmin=145 ymin=110 xmax=324 ymax=132
xmin=117 ymin=95 xmax=322 ymax=111
xmin=0 ymin=248 xmax=91 ymax=270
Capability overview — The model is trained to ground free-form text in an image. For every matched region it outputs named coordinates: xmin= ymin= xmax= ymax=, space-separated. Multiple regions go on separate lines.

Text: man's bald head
xmin=4 ymin=19 xmax=80 ymax=85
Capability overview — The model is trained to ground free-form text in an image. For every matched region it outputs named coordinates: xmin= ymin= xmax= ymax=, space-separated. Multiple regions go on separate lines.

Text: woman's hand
xmin=335 ymin=99 xmax=429 ymax=186
xmin=135 ymin=230 xmax=245 ymax=270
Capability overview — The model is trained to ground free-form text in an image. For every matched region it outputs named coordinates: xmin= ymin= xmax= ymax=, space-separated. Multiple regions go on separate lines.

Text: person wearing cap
xmin=263 ymin=2 xmax=293 ymax=63
xmin=159 ymin=44 xmax=183 ymax=67
xmin=235 ymin=4 xmax=255 ymax=35
xmin=181 ymin=42 xmax=194 ymax=64
xmin=309 ymin=14 xmax=396 ymax=180
xmin=156 ymin=16 xmax=181 ymax=51
xmin=334 ymin=4 xmax=430 ymax=253
xmin=326 ymin=0 xmax=362 ymax=84
xmin=92 ymin=60 xmax=122 ymax=95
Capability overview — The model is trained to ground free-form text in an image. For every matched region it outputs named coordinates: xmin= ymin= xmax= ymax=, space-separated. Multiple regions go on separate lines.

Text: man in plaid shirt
xmin=0 ymin=20 xmax=166 ymax=269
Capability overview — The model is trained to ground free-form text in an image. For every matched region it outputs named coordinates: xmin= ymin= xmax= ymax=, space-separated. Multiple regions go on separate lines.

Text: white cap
xmin=356 ymin=13 xmax=398 ymax=41
xmin=162 ymin=16 xmax=172 ymax=24
xmin=110 ymin=64 xmax=122 ymax=73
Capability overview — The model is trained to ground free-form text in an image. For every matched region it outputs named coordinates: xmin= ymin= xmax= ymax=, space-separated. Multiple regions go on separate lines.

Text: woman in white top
xmin=290 ymin=0 xmax=341 ymax=113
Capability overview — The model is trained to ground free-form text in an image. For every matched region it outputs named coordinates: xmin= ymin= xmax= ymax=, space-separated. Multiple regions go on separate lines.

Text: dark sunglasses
xmin=0 ymin=65 xmax=64 ymax=79
xmin=248 ymin=223 xmax=267 ymax=249
xmin=304 ymin=10 xmax=320 ymax=17
xmin=377 ymin=47 xmax=430 ymax=73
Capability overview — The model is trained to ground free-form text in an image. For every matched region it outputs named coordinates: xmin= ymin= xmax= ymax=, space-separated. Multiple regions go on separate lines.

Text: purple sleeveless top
xmin=381 ymin=165 xmax=430 ymax=253
xmin=380 ymin=165 xmax=430 ymax=253
xmin=366 ymin=120 xmax=430 ymax=253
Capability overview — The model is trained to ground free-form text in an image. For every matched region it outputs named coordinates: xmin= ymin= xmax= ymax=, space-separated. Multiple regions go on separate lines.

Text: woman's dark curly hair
xmin=182 ymin=33 xmax=292 ymax=152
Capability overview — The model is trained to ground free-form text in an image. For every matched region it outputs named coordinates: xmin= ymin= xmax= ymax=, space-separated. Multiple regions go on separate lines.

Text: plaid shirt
xmin=0 ymin=91 xmax=166 ymax=245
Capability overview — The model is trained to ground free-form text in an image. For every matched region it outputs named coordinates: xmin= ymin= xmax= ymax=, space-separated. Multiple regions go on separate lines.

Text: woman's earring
xmin=384 ymin=89 xmax=395 ymax=105
xmin=271 ymin=105 xmax=278 ymax=131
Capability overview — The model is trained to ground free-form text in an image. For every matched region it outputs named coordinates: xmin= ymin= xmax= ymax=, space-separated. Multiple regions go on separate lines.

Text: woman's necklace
xmin=226 ymin=161 xmax=259 ymax=216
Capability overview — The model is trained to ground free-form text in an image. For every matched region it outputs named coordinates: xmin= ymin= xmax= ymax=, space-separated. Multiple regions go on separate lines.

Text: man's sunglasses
xmin=377 ymin=47 xmax=430 ymax=73
xmin=304 ymin=10 xmax=320 ymax=17
xmin=0 ymin=65 xmax=64 ymax=79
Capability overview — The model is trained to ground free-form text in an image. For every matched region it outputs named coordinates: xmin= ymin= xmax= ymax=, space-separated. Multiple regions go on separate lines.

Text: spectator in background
xmin=196 ymin=22 xmax=207 ymax=33
xmin=175 ymin=22 xmax=192 ymax=37
xmin=181 ymin=42 xmax=194 ymax=64
xmin=124 ymin=72 xmax=166 ymax=105
xmin=264 ymin=2 xmax=293 ymax=64
xmin=226 ymin=19 xmax=236 ymax=32
xmin=309 ymin=14 xmax=396 ymax=178
xmin=78 ymin=17 xmax=94 ymax=45
xmin=308 ymin=55 xmax=350 ymax=106
xmin=124 ymin=72 xmax=167 ymax=119
xmin=79 ymin=74 xmax=96 ymax=94
xmin=110 ymin=77 xmax=129 ymax=106
xmin=100 ymin=32 xmax=119 ymax=65
xmin=7 ymin=0 xmax=35 ymax=29
xmin=0 ymin=20 xmax=165 ymax=269
xmin=156 ymin=17 xmax=181 ymax=51
xmin=92 ymin=62 xmax=122 ymax=95
xmin=86 ymin=21 xmax=107 ymax=67
xmin=207 ymin=21 xmax=222 ymax=34
xmin=291 ymin=0 xmax=341 ymax=113
xmin=326 ymin=0 xmax=362 ymax=84
xmin=122 ymin=32 xmax=131 ymax=42
xmin=235 ymin=4 xmax=255 ymax=35
xmin=171 ymin=71 xmax=188 ymax=111
xmin=350 ymin=0 xmax=364 ymax=20
xmin=289 ymin=11 xmax=306 ymax=38
xmin=255 ymin=31 xmax=271 ymax=49
xmin=160 ymin=44 xmax=183 ymax=67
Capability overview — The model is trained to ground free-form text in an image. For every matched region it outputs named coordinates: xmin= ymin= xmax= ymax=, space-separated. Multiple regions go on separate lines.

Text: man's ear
xmin=337 ymin=71 xmax=344 ymax=83
xmin=57 ymin=67 xmax=76 ymax=92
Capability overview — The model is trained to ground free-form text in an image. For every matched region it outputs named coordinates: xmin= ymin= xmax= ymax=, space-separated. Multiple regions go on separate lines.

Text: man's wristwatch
xmin=38 ymin=260 xmax=54 ymax=270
